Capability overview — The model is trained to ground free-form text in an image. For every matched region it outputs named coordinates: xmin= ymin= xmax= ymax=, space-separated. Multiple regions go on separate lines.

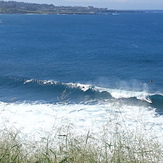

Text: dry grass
xmin=0 ymin=121 xmax=163 ymax=163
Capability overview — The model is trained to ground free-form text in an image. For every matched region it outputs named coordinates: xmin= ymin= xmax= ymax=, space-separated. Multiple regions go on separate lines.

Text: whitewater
xmin=0 ymin=13 xmax=163 ymax=147
xmin=0 ymin=80 xmax=163 ymax=144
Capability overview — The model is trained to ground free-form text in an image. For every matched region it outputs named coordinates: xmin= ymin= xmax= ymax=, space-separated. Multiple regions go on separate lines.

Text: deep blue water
xmin=0 ymin=13 xmax=163 ymax=113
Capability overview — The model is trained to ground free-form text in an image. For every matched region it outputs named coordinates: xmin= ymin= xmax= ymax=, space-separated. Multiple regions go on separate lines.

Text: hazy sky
xmin=8 ymin=0 xmax=163 ymax=10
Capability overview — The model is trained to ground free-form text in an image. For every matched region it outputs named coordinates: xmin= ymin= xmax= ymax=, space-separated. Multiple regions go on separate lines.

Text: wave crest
xmin=0 ymin=76 xmax=163 ymax=113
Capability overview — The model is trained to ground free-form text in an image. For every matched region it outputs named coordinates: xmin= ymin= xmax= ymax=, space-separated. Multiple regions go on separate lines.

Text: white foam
xmin=23 ymin=79 xmax=33 ymax=84
xmin=0 ymin=100 xmax=163 ymax=143
xmin=23 ymin=79 xmax=92 ymax=92
xmin=67 ymin=83 xmax=92 ymax=91
xmin=95 ymin=86 xmax=152 ymax=102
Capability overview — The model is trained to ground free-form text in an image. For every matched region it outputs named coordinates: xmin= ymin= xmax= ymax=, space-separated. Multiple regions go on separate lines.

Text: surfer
xmin=150 ymin=80 xmax=153 ymax=83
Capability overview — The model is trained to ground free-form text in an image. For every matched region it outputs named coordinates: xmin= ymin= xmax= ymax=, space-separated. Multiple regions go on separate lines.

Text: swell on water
xmin=0 ymin=76 xmax=163 ymax=113
xmin=0 ymin=76 xmax=163 ymax=145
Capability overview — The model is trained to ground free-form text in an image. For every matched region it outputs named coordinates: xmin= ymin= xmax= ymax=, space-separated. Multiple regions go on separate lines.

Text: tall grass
xmin=0 ymin=96 xmax=163 ymax=163
xmin=0 ymin=120 xmax=163 ymax=163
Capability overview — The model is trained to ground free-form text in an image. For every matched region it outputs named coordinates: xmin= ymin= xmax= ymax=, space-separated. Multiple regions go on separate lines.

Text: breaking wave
xmin=0 ymin=76 xmax=162 ymax=114
xmin=0 ymin=76 xmax=163 ymax=144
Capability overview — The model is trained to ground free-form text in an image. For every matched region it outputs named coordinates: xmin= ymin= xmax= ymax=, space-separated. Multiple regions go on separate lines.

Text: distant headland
xmin=0 ymin=1 xmax=147 ymax=15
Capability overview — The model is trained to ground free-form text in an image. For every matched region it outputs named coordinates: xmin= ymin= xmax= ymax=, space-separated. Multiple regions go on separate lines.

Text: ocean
xmin=0 ymin=13 xmax=163 ymax=141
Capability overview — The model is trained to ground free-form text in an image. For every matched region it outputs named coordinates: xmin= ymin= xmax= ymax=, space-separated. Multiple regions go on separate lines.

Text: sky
xmin=6 ymin=0 xmax=163 ymax=10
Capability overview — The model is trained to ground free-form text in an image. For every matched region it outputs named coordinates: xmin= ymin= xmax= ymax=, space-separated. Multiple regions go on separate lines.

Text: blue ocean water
xmin=0 ymin=13 xmax=163 ymax=115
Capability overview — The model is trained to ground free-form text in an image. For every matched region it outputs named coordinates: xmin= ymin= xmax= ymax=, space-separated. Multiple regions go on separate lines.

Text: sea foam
xmin=0 ymin=100 xmax=163 ymax=143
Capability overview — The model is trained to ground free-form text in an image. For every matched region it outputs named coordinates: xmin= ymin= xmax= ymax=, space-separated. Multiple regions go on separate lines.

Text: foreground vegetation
xmin=0 ymin=98 xmax=163 ymax=162
xmin=0 ymin=122 xmax=163 ymax=163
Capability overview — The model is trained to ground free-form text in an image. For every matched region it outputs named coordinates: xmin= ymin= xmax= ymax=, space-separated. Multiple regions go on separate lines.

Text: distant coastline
xmin=0 ymin=1 xmax=150 ymax=15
